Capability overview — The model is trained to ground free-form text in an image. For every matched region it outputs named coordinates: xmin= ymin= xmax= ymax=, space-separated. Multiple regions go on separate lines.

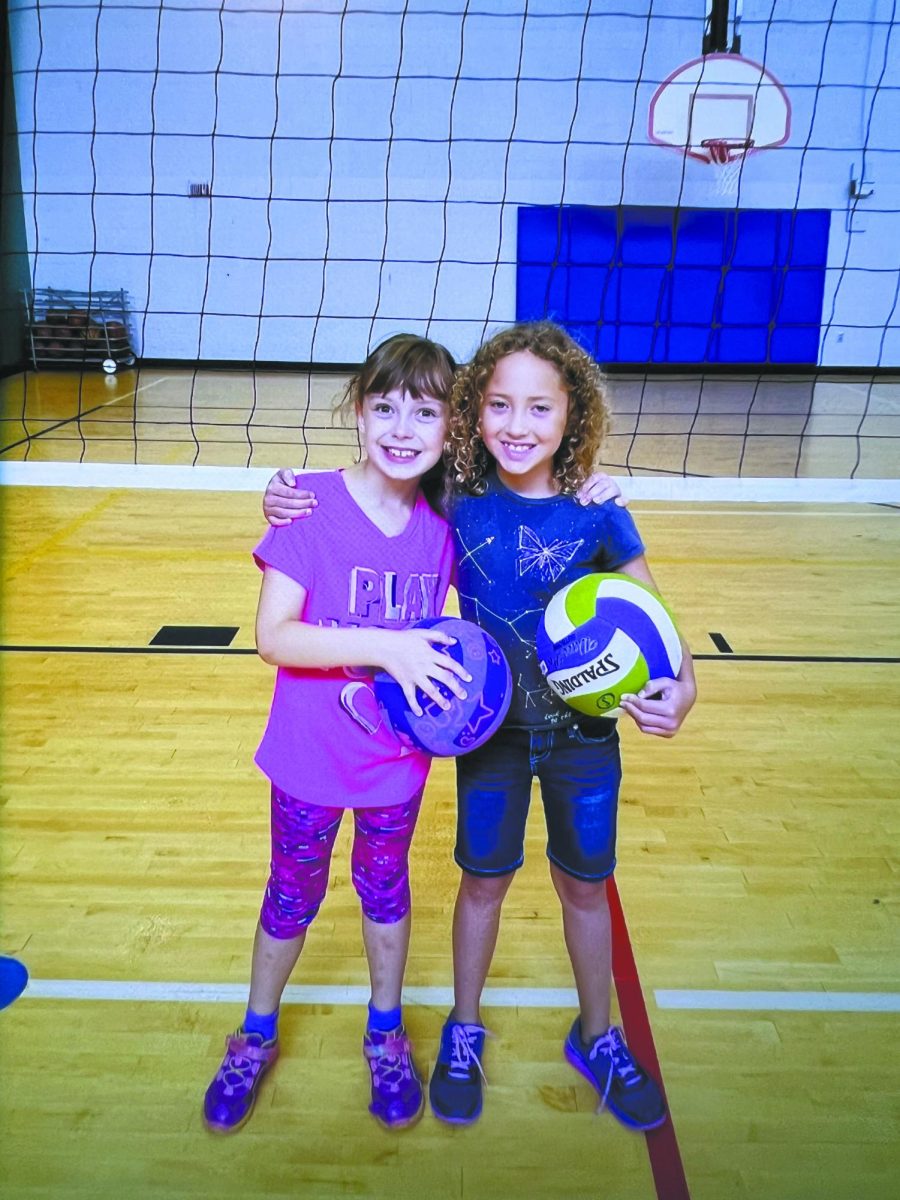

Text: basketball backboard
xmin=649 ymin=53 xmax=791 ymax=165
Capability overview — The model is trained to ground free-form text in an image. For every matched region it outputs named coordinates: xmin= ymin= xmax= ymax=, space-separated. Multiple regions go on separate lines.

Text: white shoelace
xmin=587 ymin=1028 xmax=640 ymax=1113
xmin=447 ymin=1023 xmax=487 ymax=1082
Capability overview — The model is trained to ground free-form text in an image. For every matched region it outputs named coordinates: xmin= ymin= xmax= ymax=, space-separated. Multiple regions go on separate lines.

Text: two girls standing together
xmin=203 ymin=321 xmax=696 ymax=1137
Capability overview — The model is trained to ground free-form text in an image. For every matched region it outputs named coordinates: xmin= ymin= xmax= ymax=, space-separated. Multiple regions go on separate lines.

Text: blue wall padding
xmin=517 ymin=206 xmax=829 ymax=365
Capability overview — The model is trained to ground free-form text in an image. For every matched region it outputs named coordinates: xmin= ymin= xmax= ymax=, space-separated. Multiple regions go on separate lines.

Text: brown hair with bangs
xmin=337 ymin=333 xmax=457 ymax=424
xmin=446 ymin=321 xmax=609 ymax=497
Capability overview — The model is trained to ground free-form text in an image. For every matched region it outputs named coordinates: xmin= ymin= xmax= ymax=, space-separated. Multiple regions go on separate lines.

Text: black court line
xmin=0 ymin=392 xmax=137 ymax=456
xmin=1 ymin=646 xmax=899 ymax=664
xmin=708 ymin=632 xmax=733 ymax=653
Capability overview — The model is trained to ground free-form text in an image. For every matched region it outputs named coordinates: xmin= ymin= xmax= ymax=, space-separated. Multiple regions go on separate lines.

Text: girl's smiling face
xmin=357 ymin=389 xmax=447 ymax=482
xmin=478 ymin=350 xmax=569 ymax=496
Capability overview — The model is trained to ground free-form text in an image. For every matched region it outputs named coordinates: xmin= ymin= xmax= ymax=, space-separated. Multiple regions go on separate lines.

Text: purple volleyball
xmin=374 ymin=617 xmax=512 ymax=757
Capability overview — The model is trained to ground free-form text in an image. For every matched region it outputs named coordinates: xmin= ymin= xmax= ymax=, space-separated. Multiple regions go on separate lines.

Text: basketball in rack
xmin=24 ymin=287 xmax=136 ymax=373
xmin=649 ymin=53 xmax=791 ymax=196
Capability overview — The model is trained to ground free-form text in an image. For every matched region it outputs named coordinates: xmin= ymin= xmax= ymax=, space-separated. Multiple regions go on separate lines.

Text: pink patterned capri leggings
xmin=260 ymin=784 xmax=423 ymax=939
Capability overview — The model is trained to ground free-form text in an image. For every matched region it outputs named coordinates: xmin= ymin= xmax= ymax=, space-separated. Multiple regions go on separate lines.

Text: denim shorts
xmin=454 ymin=717 xmax=621 ymax=882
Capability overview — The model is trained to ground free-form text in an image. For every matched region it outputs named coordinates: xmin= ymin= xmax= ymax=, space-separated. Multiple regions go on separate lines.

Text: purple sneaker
xmin=203 ymin=1029 xmax=279 ymax=1134
xmin=363 ymin=1026 xmax=424 ymax=1130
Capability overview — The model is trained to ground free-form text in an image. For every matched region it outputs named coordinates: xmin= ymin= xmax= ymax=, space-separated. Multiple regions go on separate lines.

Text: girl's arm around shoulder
xmin=263 ymin=468 xmax=318 ymax=526
xmin=614 ymin=554 xmax=697 ymax=739
xmin=255 ymin=566 xmax=471 ymax=716
xmin=576 ymin=472 xmax=628 ymax=507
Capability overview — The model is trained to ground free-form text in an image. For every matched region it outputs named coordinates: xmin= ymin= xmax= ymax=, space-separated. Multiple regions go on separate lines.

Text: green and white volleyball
xmin=536 ymin=573 xmax=682 ymax=717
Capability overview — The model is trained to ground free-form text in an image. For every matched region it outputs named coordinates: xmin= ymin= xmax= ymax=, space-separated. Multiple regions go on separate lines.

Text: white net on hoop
xmin=703 ymin=139 xmax=754 ymax=198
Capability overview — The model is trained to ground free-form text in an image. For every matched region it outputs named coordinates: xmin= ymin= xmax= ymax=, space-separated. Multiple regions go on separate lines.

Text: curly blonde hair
xmin=446 ymin=321 xmax=609 ymax=497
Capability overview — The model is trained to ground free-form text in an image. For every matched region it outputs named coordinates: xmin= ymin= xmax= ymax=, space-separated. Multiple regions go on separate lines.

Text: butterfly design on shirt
xmin=516 ymin=525 xmax=584 ymax=583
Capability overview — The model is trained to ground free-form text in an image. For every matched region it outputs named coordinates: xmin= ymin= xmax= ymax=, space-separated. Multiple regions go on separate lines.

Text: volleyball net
xmin=1 ymin=0 xmax=898 ymax=492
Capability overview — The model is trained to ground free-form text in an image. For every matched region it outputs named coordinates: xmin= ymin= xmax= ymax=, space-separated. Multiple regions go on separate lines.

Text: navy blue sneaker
xmin=428 ymin=1018 xmax=487 ymax=1124
xmin=564 ymin=1021 xmax=667 ymax=1131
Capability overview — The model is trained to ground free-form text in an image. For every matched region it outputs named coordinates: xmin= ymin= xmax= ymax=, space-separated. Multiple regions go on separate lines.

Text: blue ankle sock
xmin=243 ymin=1006 xmax=278 ymax=1042
xmin=367 ymin=1001 xmax=402 ymax=1033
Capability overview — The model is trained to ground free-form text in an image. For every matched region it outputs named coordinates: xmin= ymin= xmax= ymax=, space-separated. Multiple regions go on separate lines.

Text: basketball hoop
xmin=701 ymin=137 xmax=754 ymax=196
xmin=648 ymin=54 xmax=791 ymax=199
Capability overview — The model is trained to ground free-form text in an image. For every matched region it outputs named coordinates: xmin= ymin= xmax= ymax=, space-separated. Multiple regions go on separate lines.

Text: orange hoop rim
xmin=700 ymin=137 xmax=755 ymax=165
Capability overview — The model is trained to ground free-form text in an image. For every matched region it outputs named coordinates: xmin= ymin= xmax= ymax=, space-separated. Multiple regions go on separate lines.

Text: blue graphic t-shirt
xmin=450 ymin=471 xmax=645 ymax=729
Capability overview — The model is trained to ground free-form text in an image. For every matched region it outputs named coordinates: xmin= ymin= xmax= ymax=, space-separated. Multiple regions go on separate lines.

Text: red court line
xmin=608 ymin=875 xmax=691 ymax=1200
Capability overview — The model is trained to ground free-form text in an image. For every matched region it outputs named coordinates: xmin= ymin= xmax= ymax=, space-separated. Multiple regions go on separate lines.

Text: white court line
xmin=1 ymin=460 xmax=898 ymax=503
xmin=636 ymin=507 xmax=899 ymax=517
xmin=21 ymin=979 xmax=575 ymax=1007
xmin=96 ymin=375 xmax=169 ymax=406
xmin=40 ymin=374 xmax=168 ymax=416
xmin=655 ymin=989 xmax=900 ymax=1013
xmin=19 ymin=979 xmax=900 ymax=1012
xmin=0 ymin=461 xmax=275 ymax=491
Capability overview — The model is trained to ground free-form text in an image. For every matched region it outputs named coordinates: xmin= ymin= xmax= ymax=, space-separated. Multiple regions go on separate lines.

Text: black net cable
xmin=187 ymin=0 xmax=226 ymax=468
xmin=77 ymin=0 xmax=104 ymax=465
xmin=246 ymin=0 xmax=287 ymax=470
xmin=424 ymin=0 xmax=471 ymax=343
xmin=612 ymin=0 xmax=658 ymax=478
xmin=19 ymin=0 xmax=43 ymax=460
xmin=3 ymin=2 xmax=898 ymax=479
xmin=302 ymin=0 xmax=351 ymax=472
xmin=751 ymin=0 xmax=837 ymax=483
xmin=478 ymin=0 xmax=528 ymax=350
xmin=713 ymin=0 xmax=782 ymax=483
xmin=367 ymin=0 xmax=410 ymax=361
xmin=128 ymin=1 xmax=163 ymax=468
xmin=806 ymin=0 xmax=898 ymax=482
xmin=679 ymin=3 xmax=780 ymax=480
xmin=730 ymin=0 xmax=810 ymax=483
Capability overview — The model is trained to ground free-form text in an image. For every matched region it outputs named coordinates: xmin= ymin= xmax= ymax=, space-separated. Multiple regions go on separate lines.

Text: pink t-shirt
xmin=253 ymin=470 xmax=455 ymax=807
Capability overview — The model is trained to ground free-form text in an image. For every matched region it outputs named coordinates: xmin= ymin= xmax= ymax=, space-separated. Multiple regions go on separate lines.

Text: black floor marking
xmin=150 ymin=625 xmax=239 ymax=647
xmin=709 ymin=632 xmax=733 ymax=653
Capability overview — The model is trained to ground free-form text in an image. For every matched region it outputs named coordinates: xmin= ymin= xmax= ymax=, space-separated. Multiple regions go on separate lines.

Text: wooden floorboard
xmin=2 ymin=464 xmax=899 ymax=1197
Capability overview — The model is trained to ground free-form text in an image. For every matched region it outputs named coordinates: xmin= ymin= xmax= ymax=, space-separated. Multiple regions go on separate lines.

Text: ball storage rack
xmin=24 ymin=287 xmax=136 ymax=373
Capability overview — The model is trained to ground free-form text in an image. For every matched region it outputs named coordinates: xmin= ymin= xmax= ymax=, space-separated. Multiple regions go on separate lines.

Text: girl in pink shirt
xmin=203 ymin=335 xmax=467 ymax=1135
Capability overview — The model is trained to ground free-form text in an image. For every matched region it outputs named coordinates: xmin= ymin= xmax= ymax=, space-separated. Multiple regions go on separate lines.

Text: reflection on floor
xmin=2 ymin=367 xmax=898 ymax=478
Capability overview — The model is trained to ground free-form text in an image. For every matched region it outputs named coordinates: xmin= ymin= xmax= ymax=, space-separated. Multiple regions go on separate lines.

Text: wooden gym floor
xmin=1 ymin=369 xmax=898 ymax=1200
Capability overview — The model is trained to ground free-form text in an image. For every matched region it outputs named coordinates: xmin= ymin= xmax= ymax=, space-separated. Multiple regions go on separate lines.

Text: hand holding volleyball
xmin=375 ymin=618 xmax=513 ymax=756
xmin=378 ymin=622 xmax=473 ymax=716
xmin=536 ymin=573 xmax=683 ymax=720
xmin=618 ymin=673 xmax=696 ymax=738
